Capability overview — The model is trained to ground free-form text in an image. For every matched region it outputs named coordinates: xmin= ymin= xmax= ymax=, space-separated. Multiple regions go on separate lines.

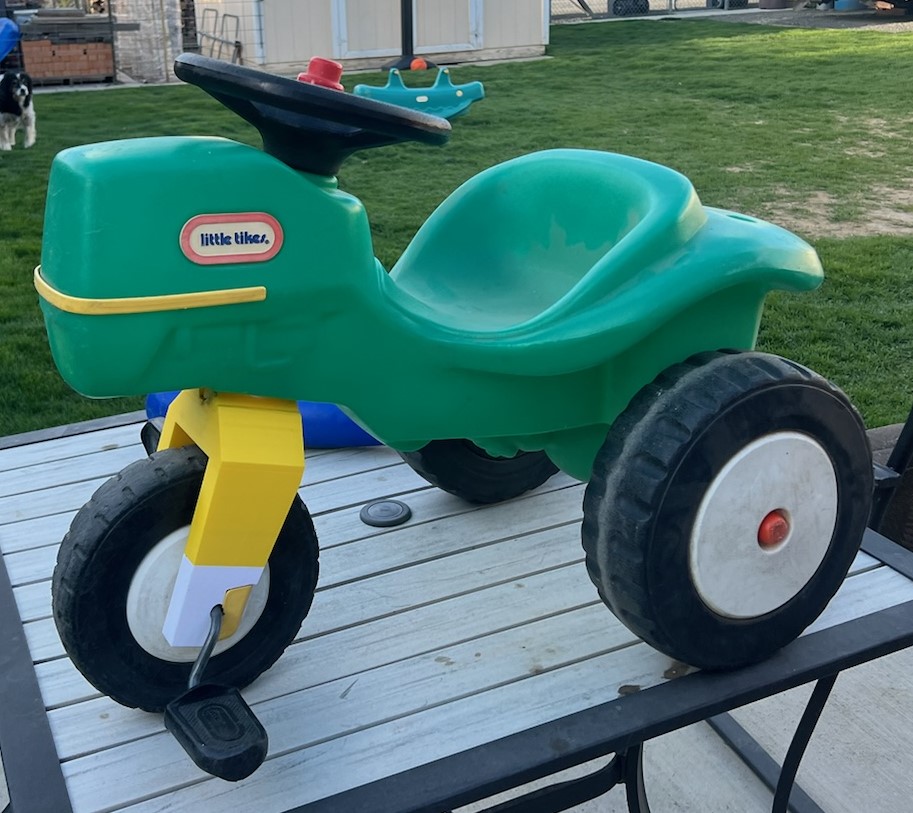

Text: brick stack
xmin=21 ymin=39 xmax=115 ymax=84
xmin=19 ymin=10 xmax=117 ymax=84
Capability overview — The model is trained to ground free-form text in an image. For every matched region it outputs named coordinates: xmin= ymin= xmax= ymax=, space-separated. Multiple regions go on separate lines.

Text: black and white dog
xmin=0 ymin=71 xmax=36 ymax=150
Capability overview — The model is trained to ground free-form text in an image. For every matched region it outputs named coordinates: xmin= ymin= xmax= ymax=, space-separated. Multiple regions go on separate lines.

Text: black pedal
xmin=165 ymin=683 xmax=268 ymax=782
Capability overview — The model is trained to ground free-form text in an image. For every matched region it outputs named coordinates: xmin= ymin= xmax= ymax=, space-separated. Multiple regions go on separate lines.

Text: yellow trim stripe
xmin=34 ymin=267 xmax=266 ymax=316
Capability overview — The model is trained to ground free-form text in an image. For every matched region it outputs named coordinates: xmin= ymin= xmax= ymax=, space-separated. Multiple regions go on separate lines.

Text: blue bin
xmin=146 ymin=391 xmax=380 ymax=448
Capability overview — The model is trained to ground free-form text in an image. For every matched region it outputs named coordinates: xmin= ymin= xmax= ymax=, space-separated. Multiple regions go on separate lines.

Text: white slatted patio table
xmin=1 ymin=414 xmax=912 ymax=813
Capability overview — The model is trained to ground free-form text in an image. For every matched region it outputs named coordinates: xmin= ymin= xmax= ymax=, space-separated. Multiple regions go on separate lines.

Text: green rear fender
xmin=356 ymin=155 xmax=823 ymax=476
xmin=385 ymin=151 xmax=823 ymax=377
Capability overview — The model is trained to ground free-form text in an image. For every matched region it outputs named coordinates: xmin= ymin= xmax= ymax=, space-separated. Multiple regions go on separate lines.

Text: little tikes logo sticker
xmin=180 ymin=213 xmax=284 ymax=265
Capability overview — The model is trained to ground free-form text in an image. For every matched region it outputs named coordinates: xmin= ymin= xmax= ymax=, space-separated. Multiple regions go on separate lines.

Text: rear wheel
xmin=52 ymin=445 xmax=319 ymax=711
xmin=400 ymin=439 xmax=558 ymax=504
xmin=582 ymin=351 xmax=872 ymax=670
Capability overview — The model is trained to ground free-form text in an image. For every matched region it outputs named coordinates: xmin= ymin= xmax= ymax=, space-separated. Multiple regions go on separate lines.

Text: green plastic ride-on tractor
xmin=36 ymin=54 xmax=872 ymax=779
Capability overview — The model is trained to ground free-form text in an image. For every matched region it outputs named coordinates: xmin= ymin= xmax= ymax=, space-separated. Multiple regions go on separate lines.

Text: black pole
xmin=401 ymin=0 xmax=414 ymax=59
xmin=384 ymin=0 xmax=435 ymax=70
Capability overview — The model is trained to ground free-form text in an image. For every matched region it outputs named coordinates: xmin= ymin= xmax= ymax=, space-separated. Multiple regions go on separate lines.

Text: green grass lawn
xmin=3 ymin=19 xmax=913 ymax=435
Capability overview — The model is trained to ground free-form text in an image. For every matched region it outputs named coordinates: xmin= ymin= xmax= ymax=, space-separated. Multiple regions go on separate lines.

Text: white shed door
xmin=415 ymin=0 xmax=482 ymax=53
xmin=334 ymin=0 xmax=401 ymax=58
xmin=333 ymin=0 xmax=481 ymax=58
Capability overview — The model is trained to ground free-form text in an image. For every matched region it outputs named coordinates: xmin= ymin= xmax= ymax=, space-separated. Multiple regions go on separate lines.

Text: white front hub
xmin=126 ymin=527 xmax=271 ymax=660
xmin=689 ymin=431 xmax=838 ymax=619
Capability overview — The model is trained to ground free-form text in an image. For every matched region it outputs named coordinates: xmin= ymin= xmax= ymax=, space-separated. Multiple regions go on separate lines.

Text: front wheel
xmin=52 ymin=445 xmax=319 ymax=711
xmin=582 ymin=351 xmax=872 ymax=670
xmin=400 ymin=440 xmax=558 ymax=504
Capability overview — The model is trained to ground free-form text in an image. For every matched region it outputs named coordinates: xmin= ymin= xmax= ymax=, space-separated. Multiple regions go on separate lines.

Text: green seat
xmin=390 ymin=149 xmax=704 ymax=332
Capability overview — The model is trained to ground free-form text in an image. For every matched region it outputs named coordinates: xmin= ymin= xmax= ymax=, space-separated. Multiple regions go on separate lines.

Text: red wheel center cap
xmin=758 ymin=510 xmax=790 ymax=548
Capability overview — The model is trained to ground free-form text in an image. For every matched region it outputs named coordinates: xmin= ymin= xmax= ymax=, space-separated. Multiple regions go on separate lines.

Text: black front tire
xmin=400 ymin=439 xmax=558 ymax=504
xmin=582 ymin=351 xmax=872 ymax=670
xmin=52 ymin=445 xmax=319 ymax=711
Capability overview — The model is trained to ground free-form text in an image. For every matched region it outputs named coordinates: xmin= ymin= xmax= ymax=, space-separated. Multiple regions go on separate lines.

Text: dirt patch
xmin=554 ymin=6 xmax=913 ymax=237
xmin=707 ymin=7 xmax=913 ymax=32
xmin=757 ymin=184 xmax=913 ymax=237
xmin=552 ymin=3 xmax=913 ymax=31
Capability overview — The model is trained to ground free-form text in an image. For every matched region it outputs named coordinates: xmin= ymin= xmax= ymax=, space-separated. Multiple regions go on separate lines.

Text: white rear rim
xmin=689 ymin=431 xmax=838 ymax=619
xmin=126 ymin=527 xmax=271 ymax=662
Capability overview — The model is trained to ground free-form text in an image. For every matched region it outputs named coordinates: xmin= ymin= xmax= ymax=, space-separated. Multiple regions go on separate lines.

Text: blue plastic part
xmin=353 ymin=68 xmax=484 ymax=120
xmin=145 ymin=392 xmax=380 ymax=449
xmin=0 ymin=19 xmax=20 ymax=63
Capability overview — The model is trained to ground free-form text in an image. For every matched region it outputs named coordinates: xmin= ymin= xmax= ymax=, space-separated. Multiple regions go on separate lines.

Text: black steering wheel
xmin=174 ymin=53 xmax=451 ymax=175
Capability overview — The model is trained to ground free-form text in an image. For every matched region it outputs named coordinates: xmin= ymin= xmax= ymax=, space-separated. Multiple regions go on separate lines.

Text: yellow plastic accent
xmin=159 ymin=390 xmax=305 ymax=568
xmin=34 ymin=266 xmax=266 ymax=315
xmin=220 ymin=585 xmax=254 ymax=639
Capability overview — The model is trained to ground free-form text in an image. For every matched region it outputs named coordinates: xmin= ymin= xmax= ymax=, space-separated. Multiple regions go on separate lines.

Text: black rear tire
xmin=400 ymin=439 xmax=558 ymax=504
xmin=582 ymin=351 xmax=872 ymax=670
xmin=52 ymin=445 xmax=319 ymax=711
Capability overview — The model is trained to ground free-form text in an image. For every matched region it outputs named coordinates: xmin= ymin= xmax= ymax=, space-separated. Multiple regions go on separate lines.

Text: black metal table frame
xmin=3 ymin=413 xmax=913 ymax=813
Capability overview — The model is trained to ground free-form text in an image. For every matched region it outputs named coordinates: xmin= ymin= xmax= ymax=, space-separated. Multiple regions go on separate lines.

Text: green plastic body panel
xmin=352 ymin=68 xmax=484 ymax=120
xmin=39 ymin=140 xmax=823 ymax=480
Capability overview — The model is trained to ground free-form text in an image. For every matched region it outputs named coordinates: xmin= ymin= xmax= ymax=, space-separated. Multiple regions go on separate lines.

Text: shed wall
xmin=484 ymin=0 xmax=548 ymax=48
xmin=234 ymin=0 xmax=547 ymax=73
xmin=415 ymin=0 xmax=476 ymax=50
xmin=342 ymin=0 xmax=401 ymax=56
xmin=260 ymin=2 xmax=334 ymax=67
